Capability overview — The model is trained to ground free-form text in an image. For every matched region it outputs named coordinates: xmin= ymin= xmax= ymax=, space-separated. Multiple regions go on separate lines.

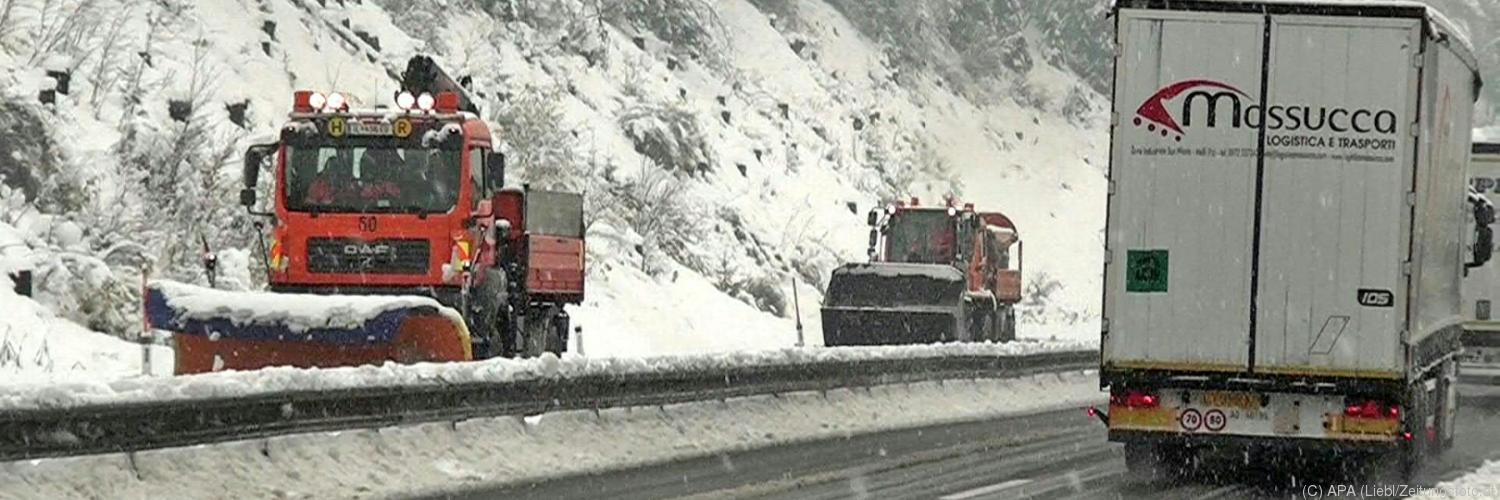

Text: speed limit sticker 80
xmin=1178 ymin=409 xmax=1228 ymax=432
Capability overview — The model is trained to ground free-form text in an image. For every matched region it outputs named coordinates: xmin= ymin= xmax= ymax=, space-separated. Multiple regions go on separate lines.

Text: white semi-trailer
xmin=1462 ymin=142 xmax=1500 ymax=376
xmin=1101 ymin=0 xmax=1487 ymax=478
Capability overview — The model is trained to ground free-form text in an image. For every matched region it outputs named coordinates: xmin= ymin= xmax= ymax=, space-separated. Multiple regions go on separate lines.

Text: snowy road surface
xmin=458 ymin=384 xmax=1500 ymax=500
xmin=0 ymin=371 xmax=1098 ymax=499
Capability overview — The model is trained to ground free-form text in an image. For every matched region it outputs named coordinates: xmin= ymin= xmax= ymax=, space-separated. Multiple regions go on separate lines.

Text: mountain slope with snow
xmin=0 ymin=0 xmax=1112 ymax=366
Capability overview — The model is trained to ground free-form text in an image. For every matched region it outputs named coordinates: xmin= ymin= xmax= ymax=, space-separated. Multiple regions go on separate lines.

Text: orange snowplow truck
xmin=822 ymin=198 xmax=1023 ymax=346
xmin=145 ymin=57 xmax=584 ymax=373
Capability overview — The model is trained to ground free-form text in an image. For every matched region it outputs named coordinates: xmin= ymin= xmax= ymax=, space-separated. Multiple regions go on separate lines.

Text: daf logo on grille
xmin=343 ymin=244 xmax=394 ymax=256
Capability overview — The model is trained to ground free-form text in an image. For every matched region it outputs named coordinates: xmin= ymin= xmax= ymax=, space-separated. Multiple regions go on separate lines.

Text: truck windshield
xmin=284 ymin=145 xmax=461 ymax=214
xmin=885 ymin=210 xmax=955 ymax=264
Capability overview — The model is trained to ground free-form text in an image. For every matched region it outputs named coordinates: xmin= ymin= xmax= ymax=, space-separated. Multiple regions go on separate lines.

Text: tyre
xmin=967 ymin=305 xmax=992 ymax=342
xmin=470 ymin=270 xmax=508 ymax=359
xmin=522 ymin=307 xmax=565 ymax=357
xmin=996 ymin=306 xmax=1017 ymax=342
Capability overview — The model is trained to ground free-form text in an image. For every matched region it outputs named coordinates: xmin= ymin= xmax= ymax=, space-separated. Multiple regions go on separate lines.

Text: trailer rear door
xmin=1104 ymin=10 xmax=1266 ymax=371
xmin=1252 ymin=16 xmax=1419 ymax=377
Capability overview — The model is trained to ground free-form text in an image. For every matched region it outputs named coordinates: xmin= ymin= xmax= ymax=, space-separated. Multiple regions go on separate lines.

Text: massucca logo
xmin=1134 ymin=79 xmax=1399 ymax=141
xmin=1134 ymin=79 xmax=1248 ymax=141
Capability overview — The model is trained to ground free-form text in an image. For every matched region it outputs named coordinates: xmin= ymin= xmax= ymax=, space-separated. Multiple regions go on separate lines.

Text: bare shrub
xmin=619 ymin=159 xmax=696 ymax=276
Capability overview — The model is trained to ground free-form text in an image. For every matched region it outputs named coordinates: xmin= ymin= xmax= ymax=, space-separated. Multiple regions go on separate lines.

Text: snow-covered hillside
xmin=0 ymin=0 xmax=1113 ymax=369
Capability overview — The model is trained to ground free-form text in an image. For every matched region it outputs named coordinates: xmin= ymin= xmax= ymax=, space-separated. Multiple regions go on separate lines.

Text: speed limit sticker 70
xmin=1179 ymin=409 xmax=1203 ymax=431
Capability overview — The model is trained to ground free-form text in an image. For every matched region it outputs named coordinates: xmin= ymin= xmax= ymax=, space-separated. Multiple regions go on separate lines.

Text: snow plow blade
xmin=144 ymin=281 xmax=471 ymax=374
xmin=820 ymin=263 xmax=966 ymax=346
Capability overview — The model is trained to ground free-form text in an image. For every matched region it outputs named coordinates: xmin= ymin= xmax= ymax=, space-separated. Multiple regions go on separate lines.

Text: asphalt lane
xmin=432 ymin=384 xmax=1500 ymax=500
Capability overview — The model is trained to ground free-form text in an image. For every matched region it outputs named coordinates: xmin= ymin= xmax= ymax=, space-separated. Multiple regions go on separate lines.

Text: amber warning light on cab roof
xmin=292 ymin=89 xmax=462 ymax=114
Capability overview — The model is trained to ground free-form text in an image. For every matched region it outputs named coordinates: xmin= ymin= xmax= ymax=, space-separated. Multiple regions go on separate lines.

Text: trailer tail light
xmin=417 ymin=92 xmax=436 ymax=111
xmin=1111 ymin=390 xmax=1160 ymax=409
xmin=325 ymin=92 xmax=347 ymax=111
xmin=1343 ymin=399 xmax=1399 ymax=420
xmin=396 ymin=91 xmax=416 ymax=110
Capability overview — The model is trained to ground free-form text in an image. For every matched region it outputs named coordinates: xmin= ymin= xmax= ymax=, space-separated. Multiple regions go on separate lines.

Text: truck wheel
xmin=471 ymin=270 xmax=508 ymax=359
xmin=522 ymin=308 xmax=564 ymax=357
xmin=967 ymin=307 xmax=991 ymax=342
xmin=996 ymin=307 xmax=1017 ymax=343
xmin=1381 ymin=381 xmax=1430 ymax=482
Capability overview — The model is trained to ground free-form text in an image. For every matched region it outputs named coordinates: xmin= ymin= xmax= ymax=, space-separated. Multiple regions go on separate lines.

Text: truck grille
xmin=306 ymin=238 xmax=430 ymax=275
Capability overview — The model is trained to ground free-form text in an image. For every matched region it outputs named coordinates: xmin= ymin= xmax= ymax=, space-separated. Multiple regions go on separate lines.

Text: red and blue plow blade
xmin=144 ymin=281 xmax=471 ymax=374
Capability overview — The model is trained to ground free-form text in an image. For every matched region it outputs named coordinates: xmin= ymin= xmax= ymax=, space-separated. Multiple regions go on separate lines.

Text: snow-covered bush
xmin=0 ymin=184 xmax=138 ymax=336
xmin=490 ymin=85 xmax=583 ymax=189
xmin=607 ymin=0 xmax=725 ymax=63
xmin=618 ymin=99 xmax=711 ymax=176
xmin=618 ymin=161 xmax=697 ymax=276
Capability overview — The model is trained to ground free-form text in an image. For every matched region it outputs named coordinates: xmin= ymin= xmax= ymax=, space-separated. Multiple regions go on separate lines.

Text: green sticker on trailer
xmin=1126 ymin=250 xmax=1168 ymax=293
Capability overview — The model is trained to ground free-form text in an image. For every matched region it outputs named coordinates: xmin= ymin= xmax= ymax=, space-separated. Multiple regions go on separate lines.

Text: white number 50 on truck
xmin=1100 ymin=0 xmax=1488 ymax=479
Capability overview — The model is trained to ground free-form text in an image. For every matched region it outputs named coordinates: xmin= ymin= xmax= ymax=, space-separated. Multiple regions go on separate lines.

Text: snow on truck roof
xmin=1113 ymin=0 xmax=1477 ymax=70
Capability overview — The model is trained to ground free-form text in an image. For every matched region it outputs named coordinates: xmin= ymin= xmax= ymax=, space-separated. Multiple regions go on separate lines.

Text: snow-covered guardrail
xmin=0 ymin=341 xmax=1096 ymax=461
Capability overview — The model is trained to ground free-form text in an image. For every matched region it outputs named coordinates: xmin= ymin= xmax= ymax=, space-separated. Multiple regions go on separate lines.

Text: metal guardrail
xmin=0 ymin=349 xmax=1096 ymax=461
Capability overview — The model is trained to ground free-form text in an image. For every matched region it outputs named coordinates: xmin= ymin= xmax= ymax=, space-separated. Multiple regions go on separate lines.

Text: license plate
xmin=348 ymin=121 xmax=394 ymax=136
xmin=1204 ymin=391 xmax=1259 ymax=410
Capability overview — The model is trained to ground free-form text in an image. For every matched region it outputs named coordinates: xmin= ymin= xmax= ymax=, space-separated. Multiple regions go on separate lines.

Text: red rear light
xmin=1344 ymin=399 xmax=1400 ymax=420
xmin=1402 ymin=432 xmax=1414 ymax=441
xmin=1116 ymin=390 xmax=1159 ymax=409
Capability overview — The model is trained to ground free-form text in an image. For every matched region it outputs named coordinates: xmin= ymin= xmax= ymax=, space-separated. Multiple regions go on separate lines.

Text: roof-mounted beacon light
xmin=307 ymin=92 xmax=327 ymax=111
xmin=293 ymin=90 xmax=315 ymax=112
xmin=435 ymin=92 xmax=460 ymax=113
